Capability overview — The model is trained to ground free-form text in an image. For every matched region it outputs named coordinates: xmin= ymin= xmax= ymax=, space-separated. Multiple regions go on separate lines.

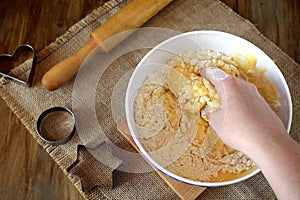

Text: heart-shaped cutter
xmin=0 ymin=44 xmax=36 ymax=86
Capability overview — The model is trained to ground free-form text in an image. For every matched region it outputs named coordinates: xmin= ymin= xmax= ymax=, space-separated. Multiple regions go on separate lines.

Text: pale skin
xmin=201 ymin=67 xmax=300 ymax=200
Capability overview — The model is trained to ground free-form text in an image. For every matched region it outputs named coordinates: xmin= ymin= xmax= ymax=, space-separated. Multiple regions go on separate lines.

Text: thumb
xmin=200 ymin=67 xmax=230 ymax=93
xmin=200 ymin=67 xmax=230 ymax=111
xmin=207 ymin=107 xmax=225 ymax=137
xmin=201 ymin=67 xmax=229 ymax=136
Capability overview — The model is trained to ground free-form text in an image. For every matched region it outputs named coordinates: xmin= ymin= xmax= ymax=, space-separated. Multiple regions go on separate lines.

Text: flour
xmin=134 ymin=50 xmax=279 ymax=182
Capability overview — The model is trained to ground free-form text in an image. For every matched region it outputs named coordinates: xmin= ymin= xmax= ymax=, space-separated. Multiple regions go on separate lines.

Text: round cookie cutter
xmin=36 ymin=107 xmax=76 ymax=145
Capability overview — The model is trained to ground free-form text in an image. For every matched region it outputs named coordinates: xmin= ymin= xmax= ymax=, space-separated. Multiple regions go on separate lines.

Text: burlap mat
xmin=0 ymin=0 xmax=299 ymax=199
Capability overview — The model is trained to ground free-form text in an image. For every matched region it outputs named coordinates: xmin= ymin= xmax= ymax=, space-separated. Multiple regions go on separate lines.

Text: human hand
xmin=200 ymin=67 xmax=286 ymax=152
xmin=201 ymin=67 xmax=300 ymax=200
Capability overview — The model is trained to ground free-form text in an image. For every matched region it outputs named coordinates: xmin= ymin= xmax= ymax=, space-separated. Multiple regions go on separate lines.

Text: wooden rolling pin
xmin=42 ymin=0 xmax=173 ymax=91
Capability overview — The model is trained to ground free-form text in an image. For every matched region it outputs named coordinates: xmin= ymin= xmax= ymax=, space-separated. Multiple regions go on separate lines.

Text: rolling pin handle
xmin=42 ymin=0 xmax=174 ymax=91
xmin=41 ymin=37 xmax=98 ymax=91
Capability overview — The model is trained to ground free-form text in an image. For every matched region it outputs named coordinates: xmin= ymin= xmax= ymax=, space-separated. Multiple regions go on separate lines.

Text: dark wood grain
xmin=0 ymin=0 xmax=299 ymax=199
xmin=0 ymin=1 xmax=109 ymax=199
xmin=221 ymin=0 xmax=300 ymax=63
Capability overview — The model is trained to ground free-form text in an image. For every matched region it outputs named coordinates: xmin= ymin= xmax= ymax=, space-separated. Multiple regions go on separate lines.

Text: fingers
xmin=200 ymin=67 xmax=229 ymax=137
xmin=200 ymin=67 xmax=230 ymax=86
xmin=207 ymin=107 xmax=224 ymax=136
xmin=200 ymin=67 xmax=233 ymax=99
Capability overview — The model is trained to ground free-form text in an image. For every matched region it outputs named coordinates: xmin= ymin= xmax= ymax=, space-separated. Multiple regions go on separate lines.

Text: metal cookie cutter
xmin=0 ymin=44 xmax=36 ymax=86
xmin=36 ymin=107 xmax=76 ymax=145
xmin=36 ymin=106 xmax=123 ymax=191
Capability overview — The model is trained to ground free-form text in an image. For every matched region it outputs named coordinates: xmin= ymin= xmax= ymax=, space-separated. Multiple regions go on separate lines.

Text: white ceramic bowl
xmin=125 ymin=30 xmax=292 ymax=187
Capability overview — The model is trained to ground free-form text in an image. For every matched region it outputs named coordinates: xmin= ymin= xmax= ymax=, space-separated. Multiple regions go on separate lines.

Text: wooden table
xmin=0 ymin=0 xmax=299 ymax=199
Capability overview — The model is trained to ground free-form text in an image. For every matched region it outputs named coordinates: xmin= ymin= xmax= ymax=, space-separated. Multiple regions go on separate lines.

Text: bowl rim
xmin=125 ymin=30 xmax=293 ymax=187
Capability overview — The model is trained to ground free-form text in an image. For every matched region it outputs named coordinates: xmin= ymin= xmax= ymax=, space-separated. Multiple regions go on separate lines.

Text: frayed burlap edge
xmin=0 ymin=1 xmax=130 ymax=199
xmin=0 ymin=0 xmax=128 ymax=85
xmin=36 ymin=0 xmax=129 ymax=63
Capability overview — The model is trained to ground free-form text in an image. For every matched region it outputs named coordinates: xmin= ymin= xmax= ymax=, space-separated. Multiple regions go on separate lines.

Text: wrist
xmin=239 ymin=128 xmax=289 ymax=164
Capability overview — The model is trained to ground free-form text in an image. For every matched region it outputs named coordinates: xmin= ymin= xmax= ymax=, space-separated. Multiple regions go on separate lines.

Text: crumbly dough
xmin=134 ymin=50 xmax=279 ymax=182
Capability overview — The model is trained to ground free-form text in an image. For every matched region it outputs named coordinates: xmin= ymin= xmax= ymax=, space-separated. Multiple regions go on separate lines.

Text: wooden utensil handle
xmin=42 ymin=0 xmax=173 ymax=91
xmin=41 ymin=37 xmax=97 ymax=91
